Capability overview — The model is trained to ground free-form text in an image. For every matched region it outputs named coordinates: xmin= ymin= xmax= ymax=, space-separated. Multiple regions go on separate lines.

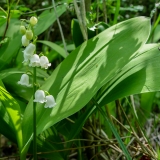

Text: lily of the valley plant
xmin=18 ymin=16 xmax=56 ymax=159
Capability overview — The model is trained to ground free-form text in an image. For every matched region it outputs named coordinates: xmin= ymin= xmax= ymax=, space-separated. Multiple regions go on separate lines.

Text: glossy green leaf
xmin=0 ymin=19 xmax=21 ymax=70
xmin=71 ymin=19 xmax=84 ymax=47
xmin=37 ymin=40 xmax=67 ymax=58
xmin=0 ymin=68 xmax=49 ymax=101
xmin=21 ymin=16 xmax=151 ymax=155
xmin=99 ymin=44 xmax=160 ymax=106
xmin=0 ymin=86 xmax=22 ymax=150
xmin=0 ymin=80 xmax=17 ymax=143
xmin=0 ymin=12 xmax=7 ymax=27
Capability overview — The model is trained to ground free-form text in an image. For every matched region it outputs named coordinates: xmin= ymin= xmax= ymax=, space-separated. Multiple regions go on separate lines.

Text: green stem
xmin=148 ymin=13 xmax=160 ymax=42
xmin=113 ymin=0 xmax=120 ymax=25
xmin=33 ymin=67 xmax=37 ymax=160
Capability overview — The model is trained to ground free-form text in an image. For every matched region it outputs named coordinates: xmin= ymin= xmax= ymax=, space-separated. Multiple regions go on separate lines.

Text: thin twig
xmin=66 ymin=117 xmax=122 ymax=153
xmin=118 ymin=100 xmax=157 ymax=159
xmin=80 ymin=0 xmax=88 ymax=39
xmin=116 ymin=137 xmax=135 ymax=160
xmin=73 ymin=0 xmax=88 ymax=41
xmin=130 ymin=95 xmax=138 ymax=119
xmin=52 ymin=0 xmax=68 ymax=56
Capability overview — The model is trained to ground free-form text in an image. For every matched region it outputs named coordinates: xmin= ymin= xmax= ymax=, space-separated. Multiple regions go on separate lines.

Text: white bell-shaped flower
xmin=24 ymin=43 xmax=36 ymax=54
xmin=40 ymin=56 xmax=51 ymax=69
xmin=22 ymin=43 xmax=36 ymax=63
xmin=22 ymin=35 xmax=29 ymax=47
xmin=29 ymin=54 xmax=40 ymax=67
xmin=33 ymin=90 xmax=47 ymax=103
xmin=44 ymin=95 xmax=56 ymax=108
xmin=22 ymin=51 xmax=32 ymax=64
xmin=17 ymin=74 xmax=31 ymax=87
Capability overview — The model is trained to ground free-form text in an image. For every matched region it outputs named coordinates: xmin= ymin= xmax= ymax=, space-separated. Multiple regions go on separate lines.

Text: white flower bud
xmin=29 ymin=54 xmax=40 ymax=67
xmin=25 ymin=30 xmax=33 ymax=40
xmin=44 ymin=95 xmax=56 ymax=108
xmin=17 ymin=74 xmax=31 ymax=87
xmin=40 ymin=56 xmax=51 ymax=69
xmin=22 ymin=35 xmax=29 ymax=47
xmin=34 ymin=90 xmax=47 ymax=103
xmin=30 ymin=16 xmax=38 ymax=26
xmin=20 ymin=26 xmax=26 ymax=34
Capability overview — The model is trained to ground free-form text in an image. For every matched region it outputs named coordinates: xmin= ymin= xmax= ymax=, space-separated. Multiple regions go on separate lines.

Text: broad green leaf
xmin=21 ymin=16 xmax=151 ymax=155
xmin=0 ymin=19 xmax=21 ymax=70
xmin=71 ymin=19 xmax=84 ymax=47
xmin=0 ymin=86 xmax=22 ymax=150
xmin=0 ymin=12 xmax=7 ymax=27
xmin=35 ymin=6 xmax=66 ymax=35
xmin=0 ymin=79 xmax=17 ymax=143
xmin=0 ymin=19 xmax=20 ymax=37
xmin=0 ymin=68 xmax=49 ymax=101
xmin=37 ymin=40 xmax=67 ymax=58
xmin=99 ymin=44 xmax=160 ymax=106
xmin=0 ymin=67 xmax=49 ymax=79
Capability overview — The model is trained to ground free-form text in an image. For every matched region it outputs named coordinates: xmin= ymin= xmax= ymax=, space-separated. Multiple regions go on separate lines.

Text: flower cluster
xmin=18 ymin=16 xmax=56 ymax=108
xmin=34 ymin=90 xmax=56 ymax=108
xmin=20 ymin=17 xmax=51 ymax=69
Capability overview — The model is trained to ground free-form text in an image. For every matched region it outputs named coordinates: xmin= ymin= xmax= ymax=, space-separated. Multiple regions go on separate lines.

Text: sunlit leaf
xmin=21 ymin=17 xmax=151 ymax=155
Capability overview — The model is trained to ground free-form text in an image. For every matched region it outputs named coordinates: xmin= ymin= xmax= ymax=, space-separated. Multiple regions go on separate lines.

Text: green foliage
xmin=0 ymin=0 xmax=160 ymax=159
xmin=21 ymin=16 xmax=151 ymax=157
xmin=0 ymin=86 xmax=22 ymax=150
